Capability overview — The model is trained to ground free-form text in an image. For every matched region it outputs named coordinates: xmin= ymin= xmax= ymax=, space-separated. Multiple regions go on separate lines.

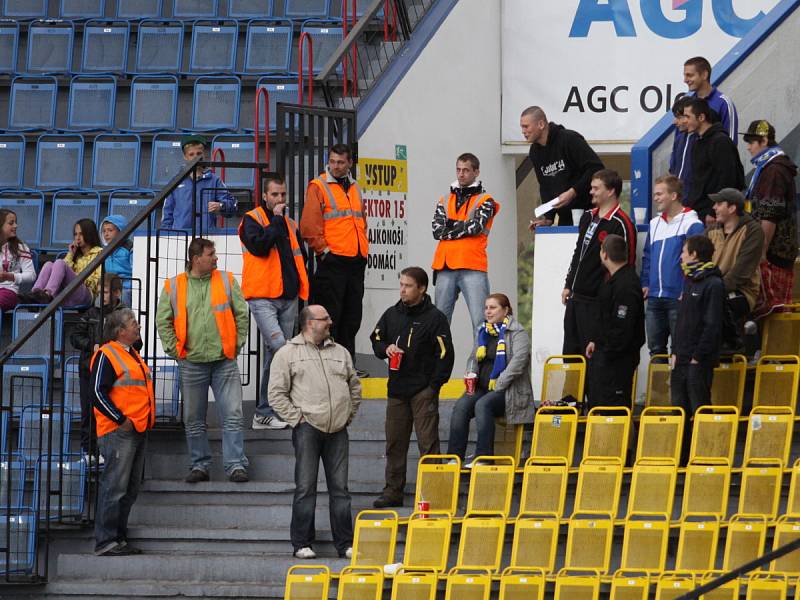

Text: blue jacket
xmin=161 ymin=170 xmax=236 ymax=231
xmin=101 ymin=214 xmax=133 ymax=280
xmin=704 ymin=87 xmax=738 ymax=139
xmin=669 ymin=130 xmax=695 ymax=200
xmin=641 ymin=208 xmax=704 ymax=300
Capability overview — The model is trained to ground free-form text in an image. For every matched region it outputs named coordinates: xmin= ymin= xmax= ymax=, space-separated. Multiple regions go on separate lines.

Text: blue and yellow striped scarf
xmin=475 ymin=316 xmax=510 ymax=390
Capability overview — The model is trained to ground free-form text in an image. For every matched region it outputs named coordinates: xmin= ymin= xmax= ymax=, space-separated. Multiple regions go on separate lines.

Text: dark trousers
xmin=563 ymin=296 xmax=599 ymax=357
xmin=78 ymin=371 xmax=97 ymax=453
xmin=447 ymin=390 xmax=506 ymax=460
xmin=310 ymin=255 xmax=366 ymax=358
xmin=94 ymin=428 xmax=147 ymax=551
xmin=290 ymin=423 xmax=353 ymax=555
xmin=587 ymin=351 xmax=637 ymax=409
xmin=670 ymin=362 xmax=714 ymax=462
xmin=384 ymin=387 xmax=440 ymax=501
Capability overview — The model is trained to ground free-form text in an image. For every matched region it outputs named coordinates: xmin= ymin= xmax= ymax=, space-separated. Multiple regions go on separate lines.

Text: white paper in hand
xmin=534 ymin=197 xmax=561 ymax=218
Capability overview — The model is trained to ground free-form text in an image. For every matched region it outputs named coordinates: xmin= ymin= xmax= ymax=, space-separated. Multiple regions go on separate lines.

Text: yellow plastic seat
xmin=681 ymin=459 xmax=731 ymax=519
xmin=786 ymin=459 xmax=800 ymax=515
xmin=414 ymin=455 xmax=460 ymax=516
xmin=711 ymin=354 xmax=746 ymax=410
xmin=284 ymin=565 xmax=330 ymax=600
xmin=519 ymin=456 xmax=568 ymax=517
xmin=770 ymin=516 xmax=800 ymax=575
xmin=565 ymin=512 xmax=614 ymax=574
xmin=689 ymin=405 xmax=738 ymax=464
xmin=610 ymin=570 xmax=649 ymax=600
xmin=336 ymin=566 xmax=383 ymax=600
xmin=675 ymin=515 xmax=720 ymax=571
xmin=746 ymin=572 xmax=787 ymax=600
xmin=628 ymin=459 xmax=677 ymax=517
xmin=620 ymin=512 xmax=669 ymax=573
xmin=403 ymin=511 xmax=452 ymax=572
xmin=510 ymin=513 xmax=560 ymax=573
xmin=351 ymin=510 xmax=398 ymax=567
xmin=753 ymin=355 xmax=800 ymax=412
xmin=389 ymin=569 xmax=437 ymax=600
xmin=655 ymin=571 xmax=696 ymax=600
xmin=465 ymin=456 xmax=515 ymax=517
xmin=738 ymin=459 xmax=783 ymax=519
xmin=699 ymin=570 xmax=739 ymax=599
xmin=554 ymin=568 xmax=601 ymax=600
xmin=645 ymin=355 xmax=671 ymax=407
xmin=455 ymin=513 xmax=506 ymax=572
xmin=541 ymin=355 xmax=586 ymax=405
xmin=723 ymin=514 xmax=767 ymax=571
xmin=574 ymin=457 xmax=623 ymax=517
xmin=493 ymin=419 xmax=523 ymax=466
xmin=444 ymin=567 xmax=491 ymax=600
xmin=498 ymin=567 xmax=545 ymax=600
xmin=531 ymin=405 xmax=579 ymax=466
xmin=762 ymin=312 xmax=800 ymax=355
xmin=743 ymin=406 xmax=793 ymax=467
xmin=636 ymin=406 xmax=684 ymax=463
xmin=583 ymin=406 xmax=631 ymax=463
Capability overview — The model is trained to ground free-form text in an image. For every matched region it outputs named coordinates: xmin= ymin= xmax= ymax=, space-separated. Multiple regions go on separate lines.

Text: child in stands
xmin=0 ymin=208 xmax=35 ymax=312
xmin=100 ymin=214 xmax=134 ymax=305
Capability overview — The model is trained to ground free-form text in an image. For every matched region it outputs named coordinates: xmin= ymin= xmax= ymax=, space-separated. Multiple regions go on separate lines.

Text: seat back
xmin=60 ymin=0 xmax=104 ymax=18
xmin=0 ymin=510 xmax=37 ymax=575
xmin=63 ymin=356 xmax=81 ymax=418
xmin=18 ymin=405 xmax=70 ymax=462
xmin=350 ymin=510 xmax=397 ymax=567
xmin=574 ymin=458 xmax=622 ymax=517
xmin=583 ymin=406 xmax=630 ymax=463
xmin=565 ymin=512 xmax=614 ymax=573
xmin=152 ymin=357 xmax=181 ymax=419
xmin=711 ymin=354 xmax=746 ymax=409
xmin=743 ymin=406 xmax=793 ymax=466
xmin=723 ymin=515 xmax=767 ymax=571
xmin=519 ymin=457 xmax=568 ymax=517
xmin=0 ymin=22 xmax=19 ymax=73
xmin=540 ymin=355 xmax=586 ymax=405
xmin=67 ymin=75 xmax=117 ymax=131
xmin=3 ymin=0 xmax=46 ymax=18
xmin=283 ymin=565 xmax=329 ymax=600
xmin=189 ymin=21 xmax=237 ymax=73
xmin=754 ymin=355 xmax=800 ymax=412
xmin=92 ymin=134 xmax=141 ymax=189
xmin=9 ymin=76 xmax=58 ymax=131
xmin=745 ymin=573 xmax=787 ymax=600
xmin=456 ymin=514 xmax=506 ymax=572
xmin=35 ymin=135 xmax=85 ymax=189
xmin=681 ymin=459 xmax=731 ymax=519
xmin=509 ymin=513 xmax=559 ymax=573
xmin=192 ymin=76 xmax=241 ymax=131
xmin=108 ymin=191 xmax=156 ymax=234
xmin=285 ymin=0 xmax=330 ymax=18
xmin=117 ymin=0 xmax=162 ymax=17
xmin=243 ymin=20 xmax=292 ymax=73
xmin=738 ymin=459 xmax=783 ymax=519
xmin=295 ymin=23 xmax=342 ymax=73
xmin=336 ymin=566 xmax=383 ymax=600
xmin=466 ymin=456 xmax=515 ymax=517
xmin=50 ymin=192 xmax=100 ymax=246
xmin=620 ymin=512 xmax=669 ymax=572
xmin=174 ymin=0 xmax=218 ymax=17
xmin=498 ymin=567 xmax=545 ymax=600
xmin=1 ymin=359 xmax=49 ymax=416
xmin=229 ymin=0 xmax=275 ymax=17
xmin=129 ymin=75 xmax=179 ymax=131
xmin=610 ymin=571 xmax=649 ymax=600
xmin=771 ymin=516 xmax=800 ymax=575
xmin=389 ymin=569 xmax=437 ymax=600
xmin=699 ymin=572 xmax=739 ymax=600
xmin=554 ymin=569 xmax=601 ymax=600
xmin=0 ymin=136 xmax=26 ymax=191
xmin=136 ymin=20 xmax=183 ymax=72
xmin=12 ymin=309 xmax=63 ymax=362
xmin=531 ymin=405 xmax=578 ymax=466
xmin=256 ymin=78 xmax=300 ymax=131
xmin=689 ymin=405 xmax=738 ymax=464
xmin=636 ymin=406 xmax=684 ymax=463
xmin=645 ymin=356 xmax=671 ymax=406
xmin=35 ymin=454 xmax=86 ymax=520
xmin=150 ymin=134 xmax=186 ymax=189
xmin=0 ymin=456 xmax=26 ymax=511
xmin=81 ymin=20 xmax=129 ymax=73
xmin=762 ymin=312 xmax=800 ymax=355
xmin=628 ymin=459 xmax=677 ymax=517
xmin=403 ymin=512 xmax=452 ymax=572
xmin=210 ymin=136 xmax=255 ymax=188
xmin=27 ymin=20 xmax=74 ymax=73
xmin=414 ymin=455 xmax=460 ymax=516
xmin=444 ymin=567 xmax=491 ymax=600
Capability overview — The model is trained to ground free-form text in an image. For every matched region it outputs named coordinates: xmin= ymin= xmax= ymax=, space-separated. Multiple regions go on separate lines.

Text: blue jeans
xmin=447 ymin=390 xmax=506 ymax=460
xmin=434 ymin=269 xmax=489 ymax=335
xmin=248 ymin=298 xmax=298 ymax=418
xmin=290 ymin=423 xmax=353 ymax=555
xmin=179 ymin=358 xmax=248 ymax=475
xmin=645 ymin=297 xmax=679 ymax=356
xmin=94 ymin=427 xmax=147 ymax=551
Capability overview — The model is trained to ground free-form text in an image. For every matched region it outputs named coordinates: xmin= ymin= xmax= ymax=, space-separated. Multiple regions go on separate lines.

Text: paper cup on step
xmin=633 ymin=207 xmax=647 ymax=224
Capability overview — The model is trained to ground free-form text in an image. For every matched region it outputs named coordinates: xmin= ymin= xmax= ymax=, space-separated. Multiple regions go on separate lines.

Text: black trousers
xmin=670 ymin=362 xmax=714 ymax=463
xmin=563 ymin=296 xmax=599 ymax=357
xmin=587 ymin=351 xmax=636 ymax=409
xmin=78 ymin=370 xmax=97 ymax=453
xmin=310 ymin=255 xmax=366 ymax=358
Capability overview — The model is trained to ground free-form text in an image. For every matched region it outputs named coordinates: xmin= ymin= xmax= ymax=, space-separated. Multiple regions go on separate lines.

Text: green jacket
xmin=156 ymin=270 xmax=249 ymax=363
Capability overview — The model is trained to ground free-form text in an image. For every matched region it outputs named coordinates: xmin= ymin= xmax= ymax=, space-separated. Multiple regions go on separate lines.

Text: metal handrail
xmin=253 ymin=85 xmax=270 ymax=201
xmin=297 ymin=31 xmax=314 ymax=106
xmin=316 ymin=0 xmax=385 ymax=82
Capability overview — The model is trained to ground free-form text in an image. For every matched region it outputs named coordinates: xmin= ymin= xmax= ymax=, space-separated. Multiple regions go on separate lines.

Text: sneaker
xmin=185 ymin=468 xmax=210 ymax=483
xmin=373 ymin=495 xmax=403 ymax=509
xmin=294 ymin=546 xmax=316 ymax=559
xmin=252 ymin=414 xmax=289 ymax=430
xmin=95 ymin=541 xmax=138 ymax=557
xmin=355 ymin=368 xmax=370 ymax=378
xmin=228 ymin=468 xmax=249 ymax=483
xmin=117 ymin=541 xmax=142 ymax=555
xmin=464 ymin=459 xmax=487 ymax=469
xmin=342 ymin=547 xmax=353 ymax=559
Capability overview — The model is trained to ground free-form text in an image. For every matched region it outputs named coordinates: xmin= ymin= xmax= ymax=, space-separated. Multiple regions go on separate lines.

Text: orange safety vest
xmin=239 ymin=206 xmax=310 ymax=301
xmin=431 ymin=193 xmax=500 ymax=272
xmin=164 ymin=270 xmax=238 ymax=360
xmin=90 ymin=340 xmax=155 ymax=438
xmin=309 ymin=173 xmax=369 ymax=258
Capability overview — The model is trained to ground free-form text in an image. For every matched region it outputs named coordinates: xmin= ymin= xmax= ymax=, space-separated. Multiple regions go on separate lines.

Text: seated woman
xmin=25 ymin=219 xmax=102 ymax=306
xmin=0 ymin=209 xmax=36 ymax=312
xmin=447 ymin=293 xmax=534 ymax=467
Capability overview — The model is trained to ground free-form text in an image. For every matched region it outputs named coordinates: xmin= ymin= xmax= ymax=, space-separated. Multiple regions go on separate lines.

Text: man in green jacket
xmin=156 ymin=238 xmax=250 ymax=483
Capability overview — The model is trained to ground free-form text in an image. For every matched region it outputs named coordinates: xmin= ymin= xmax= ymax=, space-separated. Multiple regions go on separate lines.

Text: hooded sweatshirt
xmin=641 ymin=208 xmax=705 ymax=299
xmin=161 ymin=170 xmax=236 ymax=231
xmin=749 ymin=152 xmax=798 ymax=269
xmin=674 ymin=264 xmax=725 ymax=366
xmin=687 ymin=122 xmax=745 ymax=221
xmin=100 ymin=214 xmax=133 ymax=281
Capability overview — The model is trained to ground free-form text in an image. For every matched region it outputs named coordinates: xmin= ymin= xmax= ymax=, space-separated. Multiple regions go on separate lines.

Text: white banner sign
xmin=501 ymin=0 xmax=780 ymax=144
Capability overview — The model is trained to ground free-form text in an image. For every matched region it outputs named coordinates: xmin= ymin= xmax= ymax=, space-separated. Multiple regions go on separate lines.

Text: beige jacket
xmin=268 ymin=333 xmax=361 ymax=432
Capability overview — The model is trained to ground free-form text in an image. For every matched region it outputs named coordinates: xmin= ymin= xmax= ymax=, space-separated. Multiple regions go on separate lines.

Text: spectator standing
xmin=683 ymin=56 xmax=738 ymax=138
xmin=100 ymin=214 xmax=133 ymax=305
xmin=239 ymin=175 xmax=309 ymax=431
xmin=585 ymin=234 xmax=645 ymax=408
xmin=300 ymin=144 xmax=368 ymax=373
xmin=269 ymin=305 xmax=361 ymax=560
xmin=520 ymin=106 xmax=604 ymax=227
xmin=0 ymin=209 xmax=35 ymax=312
xmin=91 ymin=309 xmax=154 ymax=556
xmin=431 ymin=153 xmax=500 ymax=334
xmin=156 ymin=238 xmax=250 ymax=483
xmin=562 ymin=169 xmax=636 ymax=361
xmin=161 ymin=135 xmax=236 ymax=232
xmin=742 ymin=120 xmax=798 ymax=318
xmin=369 ymin=267 xmax=454 ymax=507
xmin=684 ymin=98 xmax=745 ymax=226
xmin=641 ymin=175 xmax=704 ymax=356
xmin=447 ymin=293 xmax=533 ymax=466
xmin=668 ymin=96 xmax=695 ymax=200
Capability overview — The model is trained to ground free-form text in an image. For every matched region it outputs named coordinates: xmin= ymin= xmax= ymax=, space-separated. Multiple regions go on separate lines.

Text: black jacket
xmin=565 ymin=204 xmax=637 ymax=298
xmin=687 ymin=122 xmax=745 ymax=221
xmin=69 ymin=301 xmax=139 ymax=376
xmin=370 ymin=294 xmax=455 ymax=398
xmin=594 ymin=264 xmax=645 ymax=364
xmin=528 ymin=123 xmax=604 ymax=224
xmin=673 ymin=265 xmax=725 ymax=366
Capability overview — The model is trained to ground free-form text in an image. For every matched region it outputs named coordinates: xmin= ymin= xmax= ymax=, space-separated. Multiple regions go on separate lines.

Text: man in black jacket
xmin=370 ymin=266 xmax=454 ymax=508
xmin=521 ymin=106 xmax=604 ymax=227
xmin=684 ymin=97 xmax=744 ymax=226
xmin=671 ymin=235 xmax=724 ymax=426
xmin=585 ymin=234 xmax=645 ymax=408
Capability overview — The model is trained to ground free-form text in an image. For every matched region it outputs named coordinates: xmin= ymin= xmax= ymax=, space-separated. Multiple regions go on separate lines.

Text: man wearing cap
xmin=161 ymin=135 xmax=236 ymax=232
xmin=742 ymin=120 xmax=798 ymax=319
xmin=706 ymin=188 xmax=764 ymax=350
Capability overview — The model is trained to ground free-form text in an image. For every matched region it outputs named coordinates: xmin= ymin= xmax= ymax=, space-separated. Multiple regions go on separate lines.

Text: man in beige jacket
xmin=269 ymin=304 xmax=361 ymax=560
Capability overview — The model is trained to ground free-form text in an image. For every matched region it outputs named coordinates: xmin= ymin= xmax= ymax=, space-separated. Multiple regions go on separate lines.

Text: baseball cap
xmin=741 ymin=119 xmax=775 ymax=142
xmin=709 ymin=188 xmax=745 ymax=210
xmin=181 ymin=134 xmax=209 ymax=150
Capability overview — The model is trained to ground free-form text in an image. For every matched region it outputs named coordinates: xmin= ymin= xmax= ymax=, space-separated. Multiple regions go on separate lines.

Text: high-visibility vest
xmin=164 ymin=270 xmax=238 ymax=360
xmin=90 ymin=340 xmax=155 ymax=438
xmin=239 ymin=206 xmax=310 ymax=301
xmin=309 ymin=173 xmax=369 ymax=258
xmin=431 ymin=192 xmax=500 ymax=272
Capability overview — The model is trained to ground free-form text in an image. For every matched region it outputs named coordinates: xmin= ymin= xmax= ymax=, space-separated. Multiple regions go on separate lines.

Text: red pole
xmin=298 ymin=32 xmax=313 ymax=106
xmin=253 ymin=85 xmax=270 ymax=204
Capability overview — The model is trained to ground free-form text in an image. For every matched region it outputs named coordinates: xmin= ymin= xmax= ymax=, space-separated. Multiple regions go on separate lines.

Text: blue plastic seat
xmin=91 ymin=134 xmax=141 ymax=189
xmin=26 ymin=20 xmax=75 ymax=74
xmin=240 ymin=19 xmax=291 ymax=74
xmin=0 ymin=21 xmax=19 ymax=73
xmin=192 ymin=76 xmax=241 ymax=131
xmin=60 ymin=0 xmax=104 ymax=19
xmin=18 ymin=406 xmax=71 ymax=462
xmin=294 ymin=21 xmax=342 ymax=73
xmin=0 ymin=456 xmax=25 ymax=509
xmin=108 ymin=190 xmax=156 ymax=233
xmin=188 ymin=20 xmax=237 ymax=73
xmin=211 ymin=135 xmax=255 ymax=188
xmin=255 ymin=77 xmax=299 ymax=131
xmin=116 ymin=0 xmax=162 ymax=19
xmin=81 ymin=20 xmax=129 ymax=73
xmin=2 ymin=0 xmax=46 ymax=18
xmin=285 ymin=0 xmax=329 ymax=18
xmin=35 ymin=135 xmax=85 ymax=190
xmin=153 ymin=358 xmax=180 ymax=419
xmin=63 ymin=356 xmax=82 ymax=420
xmin=0 ymin=510 xmax=37 ymax=575
xmin=8 ymin=76 xmax=58 ymax=132
xmin=128 ymin=75 xmax=179 ymax=131
xmin=35 ymin=455 xmax=86 ymax=520
xmin=173 ymin=0 xmax=217 ymax=18
xmin=1 ymin=358 xmax=49 ymax=416
xmin=228 ymin=0 xmax=273 ymax=18
xmin=67 ymin=75 xmax=117 ymax=131
xmin=0 ymin=192 xmax=45 ymax=249
xmin=50 ymin=191 xmax=100 ymax=246
xmin=150 ymin=134 xmax=187 ymax=189
xmin=0 ymin=135 xmax=26 ymax=189
xmin=135 ymin=20 xmax=183 ymax=73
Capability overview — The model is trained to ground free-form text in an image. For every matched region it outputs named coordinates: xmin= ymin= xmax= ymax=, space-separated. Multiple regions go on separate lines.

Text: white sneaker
xmin=294 ymin=546 xmax=316 ymax=559
xmin=252 ymin=414 xmax=289 ymax=430
xmin=344 ymin=547 xmax=353 ymax=559
xmin=464 ymin=459 xmax=487 ymax=469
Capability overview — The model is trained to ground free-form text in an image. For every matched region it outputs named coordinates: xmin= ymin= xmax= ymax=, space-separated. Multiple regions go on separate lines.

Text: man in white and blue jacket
xmin=641 ymin=175 xmax=705 ymax=356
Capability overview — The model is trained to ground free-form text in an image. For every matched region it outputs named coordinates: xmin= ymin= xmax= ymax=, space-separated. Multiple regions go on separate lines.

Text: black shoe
xmin=30 ymin=289 xmax=52 ymax=304
xmin=228 ymin=468 xmax=249 ymax=483
xmin=118 ymin=542 xmax=142 ymax=555
xmin=373 ymin=495 xmax=403 ymax=509
xmin=355 ymin=368 xmax=370 ymax=378
xmin=96 ymin=543 xmax=139 ymax=557
xmin=185 ymin=469 xmax=210 ymax=483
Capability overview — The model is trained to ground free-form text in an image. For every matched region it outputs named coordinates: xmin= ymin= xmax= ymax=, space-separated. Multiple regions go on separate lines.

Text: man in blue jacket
xmin=161 ymin=135 xmax=236 ymax=233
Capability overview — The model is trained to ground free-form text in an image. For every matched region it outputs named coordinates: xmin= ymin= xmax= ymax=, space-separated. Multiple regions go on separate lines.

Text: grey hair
xmin=103 ymin=308 xmax=137 ymax=343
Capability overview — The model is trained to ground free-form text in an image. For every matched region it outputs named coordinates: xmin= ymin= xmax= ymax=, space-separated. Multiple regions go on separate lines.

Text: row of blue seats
xmin=0 ymin=19 xmax=342 ymax=76
xmin=5 ymin=75 xmax=299 ymax=134
xmin=0 ymin=408 xmax=74 ymax=462
xmin=2 ymin=0 xmax=368 ymax=20
xmin=1 ymin=452 xmax=86 ymax=520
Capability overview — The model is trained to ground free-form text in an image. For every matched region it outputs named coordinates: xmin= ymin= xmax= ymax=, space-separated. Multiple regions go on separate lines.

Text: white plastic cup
xmin=571 ymin=209 xmax=584 ymax=225
xmin=633 ymin=207 xmax=647 ymax=224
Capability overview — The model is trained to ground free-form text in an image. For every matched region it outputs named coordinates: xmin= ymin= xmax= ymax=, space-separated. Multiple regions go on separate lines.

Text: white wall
xmin=356 ymin=0 xmax=517 ymax=370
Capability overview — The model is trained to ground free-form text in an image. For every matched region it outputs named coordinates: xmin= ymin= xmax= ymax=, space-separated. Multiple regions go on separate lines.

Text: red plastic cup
xmin=389 ymin=350 xmax=404 ymax=371
xmin=464 ymin=372 xmax=477 ymax=394
xmin=417 ymin=499 xmax=429 ymax=518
